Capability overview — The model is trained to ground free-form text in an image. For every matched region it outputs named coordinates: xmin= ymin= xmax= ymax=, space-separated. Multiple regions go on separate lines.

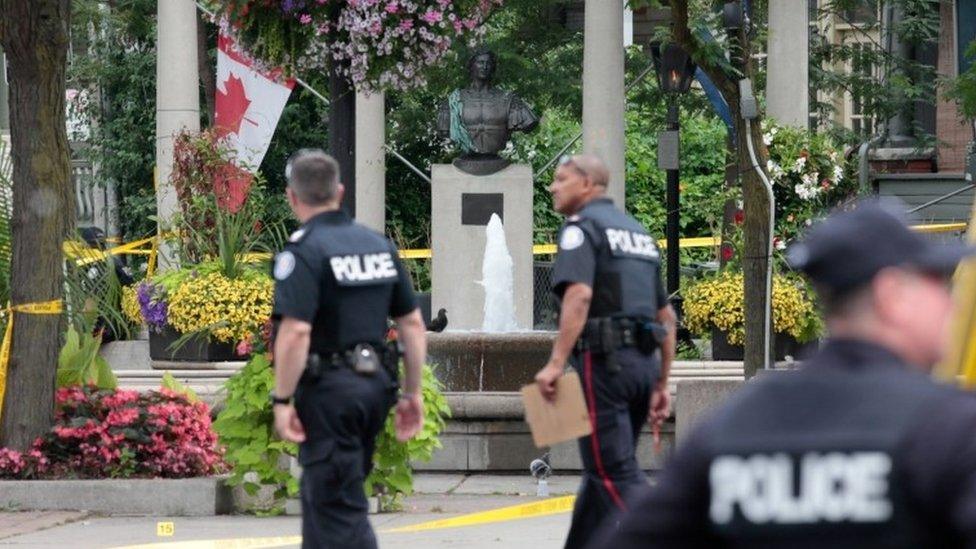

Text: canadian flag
xmin=213 ymin=32 xmax=295 ymax=212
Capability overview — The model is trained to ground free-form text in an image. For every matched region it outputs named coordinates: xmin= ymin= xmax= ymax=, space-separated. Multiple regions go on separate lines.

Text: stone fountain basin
xmin=427 ymin=331 xmax=556 ymax=392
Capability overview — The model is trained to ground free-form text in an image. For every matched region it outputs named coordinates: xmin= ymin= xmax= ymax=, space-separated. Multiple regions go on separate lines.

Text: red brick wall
xmin=937 ymin=0 xmax=972 ymax=172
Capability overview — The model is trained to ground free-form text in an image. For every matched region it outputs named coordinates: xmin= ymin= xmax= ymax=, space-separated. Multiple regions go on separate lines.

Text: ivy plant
xmin=213 ymin=353 xmax=298 ymax=514
xmin=365 ymin=364 xmax=451 ymax=512
xmin=214 ymin=355 xmax=451 ymax=514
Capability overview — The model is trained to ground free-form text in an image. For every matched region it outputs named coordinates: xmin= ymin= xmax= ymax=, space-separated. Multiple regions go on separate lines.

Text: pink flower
xmin=399 ymin=19 xmax=414 ymax=31
xmin=236 ymin=337 xmax=253 ymax=357
xmin=385 ymin=1 xmax=399 ymax=13
xmin=299 ymin=13 xmax=312 ymax=24
xmin=421 ymin=9 xmax=443 ymax=24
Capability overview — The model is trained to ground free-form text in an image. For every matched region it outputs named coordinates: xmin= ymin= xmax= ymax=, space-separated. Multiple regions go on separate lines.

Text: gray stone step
xmin=100 ymin=340 xmax=151 ymax=370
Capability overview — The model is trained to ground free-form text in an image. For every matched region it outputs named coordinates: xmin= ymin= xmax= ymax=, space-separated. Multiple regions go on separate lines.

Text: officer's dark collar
xmin=305 ymin=209 xmax=352 ymax=226
xmin=812 ymin=338 xmax=915 ymax=372
xmin=579 ymin=197 xmax=614 ymax=211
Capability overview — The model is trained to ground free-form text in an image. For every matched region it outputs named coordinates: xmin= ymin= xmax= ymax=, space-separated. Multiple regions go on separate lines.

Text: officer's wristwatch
xmin=269 ymin=392 xmax=293 ymax=406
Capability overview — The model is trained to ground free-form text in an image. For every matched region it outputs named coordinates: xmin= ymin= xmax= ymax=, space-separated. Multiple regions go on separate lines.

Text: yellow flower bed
xmin=167 ymin=271 xmax=273 ymax=344
xmin=684 ymin=271 xmax=819 ymax=346
xmin=121 ymin=285 xmax=142 ymax=326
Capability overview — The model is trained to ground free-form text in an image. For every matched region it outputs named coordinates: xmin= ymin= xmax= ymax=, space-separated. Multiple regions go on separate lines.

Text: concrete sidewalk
xmin=413 ymin=473 xmax=582 ymax=497
xmin=0 ymin=474 xmax=587 ymax=549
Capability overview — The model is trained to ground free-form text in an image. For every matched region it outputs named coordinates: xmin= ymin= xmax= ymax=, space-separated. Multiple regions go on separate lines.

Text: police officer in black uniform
xmin=270 ymin=149 xmax=427 ymax=549
xmin=534 ymin=154 xmax=677 ymax=549
xmin=592 ymin=200 xmax=976 ymax=549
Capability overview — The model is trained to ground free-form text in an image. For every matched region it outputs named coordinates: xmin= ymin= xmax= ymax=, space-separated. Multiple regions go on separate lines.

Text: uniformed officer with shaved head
xmin=270 ymin=149 xmax=427 ymax=549
xmin=592 ymin=200 xmax=976 ymax=548
xmin=535 ymin=154 xmax=678 ymax=549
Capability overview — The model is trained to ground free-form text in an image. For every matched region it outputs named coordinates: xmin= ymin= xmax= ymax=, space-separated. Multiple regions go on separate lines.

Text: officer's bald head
xmin=285 ymin=149 xmax=340 ymax=206
xmin=565 ymin=154 xmax=610 ymax=188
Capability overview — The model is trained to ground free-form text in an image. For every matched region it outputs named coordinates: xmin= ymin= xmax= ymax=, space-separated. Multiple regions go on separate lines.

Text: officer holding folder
xmin=534 ymin=154 xmax=677 ymax=549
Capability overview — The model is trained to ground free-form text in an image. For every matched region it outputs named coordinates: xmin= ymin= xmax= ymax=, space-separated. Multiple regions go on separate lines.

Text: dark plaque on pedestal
xmin=461 ymin=192 xmax=504 ymax=225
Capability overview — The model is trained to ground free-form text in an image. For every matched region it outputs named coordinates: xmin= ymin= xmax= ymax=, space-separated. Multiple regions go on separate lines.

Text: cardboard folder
xmin=521 ymin=371 xmax=593 ymax=448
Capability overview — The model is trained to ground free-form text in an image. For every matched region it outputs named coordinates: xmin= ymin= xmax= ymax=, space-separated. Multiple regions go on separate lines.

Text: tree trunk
xmin=737 ymin=117 xmax=771 ymax=379
xmin=0 ymin=0 xmax=73 ymax=450
xmin=329 ymin=63 xmax=356 ymax=217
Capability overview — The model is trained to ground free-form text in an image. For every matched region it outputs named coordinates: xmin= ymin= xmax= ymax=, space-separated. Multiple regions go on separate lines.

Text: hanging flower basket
xmin=215 ymin=0 xmax=504 ymax=92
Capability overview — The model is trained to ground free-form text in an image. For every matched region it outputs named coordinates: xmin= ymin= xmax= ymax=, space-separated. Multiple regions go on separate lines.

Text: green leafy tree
xmin=948 ymin=41 xmax=976 ymax=121
xmin=809 ymin=0 xmax=940 ymax=143
xmin=68 ymin=0 xmax=159 ymax=242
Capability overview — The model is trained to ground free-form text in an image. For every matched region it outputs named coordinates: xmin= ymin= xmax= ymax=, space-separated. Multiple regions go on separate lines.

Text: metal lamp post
xmin=651 ymin=43 xmax=697 ymax=303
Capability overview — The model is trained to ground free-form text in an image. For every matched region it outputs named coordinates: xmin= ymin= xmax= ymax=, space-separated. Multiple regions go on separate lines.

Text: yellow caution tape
xmin=54 ymin=222 xmax=969 ymax=274
xmin=0 ymin=299 xmax=63 ymax=423
xmin=383 ymin=495 xmax=576 ymax=533
xmin=911 ymin=222 xmax=968 ymax=234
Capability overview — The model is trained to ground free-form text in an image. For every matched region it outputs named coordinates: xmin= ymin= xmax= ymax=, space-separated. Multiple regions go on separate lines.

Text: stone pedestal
xmin=431 ymin=164 xmax=533 ymax=331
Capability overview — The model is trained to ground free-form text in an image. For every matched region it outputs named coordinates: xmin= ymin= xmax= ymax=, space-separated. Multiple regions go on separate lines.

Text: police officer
xmin=592 ymin=200 xmax=976 ymax=548
xmin=534 ymin=154 xmax=677 ymax=549
xmin=270 ymin=149 xmax=426 ymax=549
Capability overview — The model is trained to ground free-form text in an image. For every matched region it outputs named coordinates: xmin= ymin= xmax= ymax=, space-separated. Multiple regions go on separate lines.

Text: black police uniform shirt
xmin=551 ymin=197 xmax=667 ymax=318
xmin=272 ymin=210 xmax=417 ymax=353
xmin=593 ymin=339 xmax=976 ymax=549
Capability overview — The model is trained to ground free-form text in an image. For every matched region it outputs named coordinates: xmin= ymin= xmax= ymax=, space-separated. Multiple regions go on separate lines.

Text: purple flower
xmin=282 ymin=0 xmax=306 ymax=14
xmin=136 ymin=281 xmax=168 ymax=330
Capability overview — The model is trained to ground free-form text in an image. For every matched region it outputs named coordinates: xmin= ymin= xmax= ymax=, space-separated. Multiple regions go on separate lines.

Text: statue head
xmin=466 ymin=47 xmax=497 ymax=83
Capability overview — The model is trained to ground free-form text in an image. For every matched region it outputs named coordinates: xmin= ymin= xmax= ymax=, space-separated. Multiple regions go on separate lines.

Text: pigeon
xmin=427 ymin=308 xmax=448 ymax=332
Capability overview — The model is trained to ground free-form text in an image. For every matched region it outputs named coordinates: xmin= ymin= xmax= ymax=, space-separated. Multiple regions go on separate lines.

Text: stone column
xmin=881 ymin=0 xmax=915 ymax=147
xmin=583 ymin=0 xmax=626 ymax=207
xmin=766 ymin=0 xmax=809 ymax=127
xmin=355 ymin=90 xmax=385 ymax=233
xmin=155 ymin=0 xmax=200 ymax=267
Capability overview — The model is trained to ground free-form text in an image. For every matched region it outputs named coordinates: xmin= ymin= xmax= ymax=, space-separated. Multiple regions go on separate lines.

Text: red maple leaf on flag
xmin=215 ymin=72 xmax=251 ymax=139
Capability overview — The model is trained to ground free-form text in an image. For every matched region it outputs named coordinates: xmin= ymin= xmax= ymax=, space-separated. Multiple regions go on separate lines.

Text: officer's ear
xmin=334 ymin=183 xmax=345 ymax=205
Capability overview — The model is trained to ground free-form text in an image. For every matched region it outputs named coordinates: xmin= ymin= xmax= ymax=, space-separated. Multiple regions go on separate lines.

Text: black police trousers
xmin=564 ymin=347 xmax=659 ymax=549
xmin=294 ymin=365 xmax=397 ymax=549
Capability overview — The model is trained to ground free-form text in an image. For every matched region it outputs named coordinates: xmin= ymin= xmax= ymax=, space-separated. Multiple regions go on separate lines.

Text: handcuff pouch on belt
xmin=577 ymin=317 xmax=667 ymax=373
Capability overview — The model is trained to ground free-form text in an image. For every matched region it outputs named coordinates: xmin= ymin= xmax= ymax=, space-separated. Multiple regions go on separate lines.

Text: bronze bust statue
xmin=437 ymin=48 xmax=540 ymax=176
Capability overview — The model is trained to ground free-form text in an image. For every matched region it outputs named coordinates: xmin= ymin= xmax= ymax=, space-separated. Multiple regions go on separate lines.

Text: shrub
xmin=0 ymin=387 xmax=224 ymax=479
xmin=121 ymin=285 xmax=142 ymax=326
xmin=683 ymin=271 xmax=822 ymax=346
xmin=214 ymin=355 xmax=451 ymax=513
xmin=130 ymin=263 xmax=273 ymax=349
xmin=212 ymin=353 xmax=298 ymax=511
xmin=366 ymin=364 xmax=451 ymax=511
xmin=167 ymin=270 xmax=273 ymax=345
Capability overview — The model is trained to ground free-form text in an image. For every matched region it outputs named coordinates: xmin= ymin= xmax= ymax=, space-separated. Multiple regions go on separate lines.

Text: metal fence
xmin=533 ymin=260 xmax=558 ymax=330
